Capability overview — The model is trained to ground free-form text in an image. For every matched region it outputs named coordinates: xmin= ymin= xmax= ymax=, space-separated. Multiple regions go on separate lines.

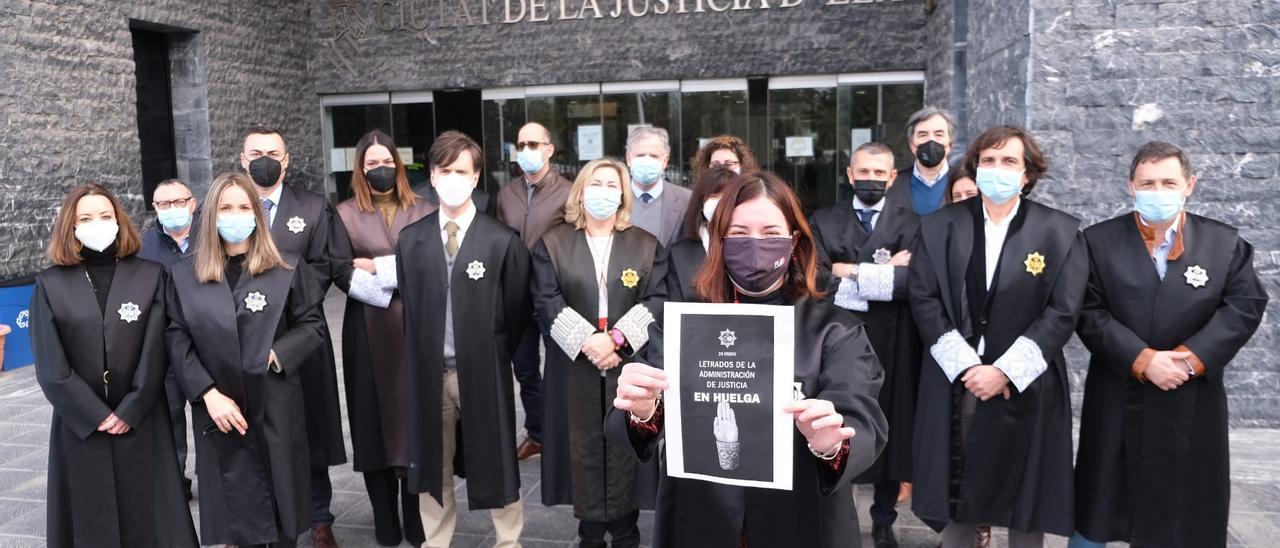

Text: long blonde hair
xmin=564 ymin=158 xmax=634 ymax=231
xmin=194 ymin=172 xmax=291 ymax=283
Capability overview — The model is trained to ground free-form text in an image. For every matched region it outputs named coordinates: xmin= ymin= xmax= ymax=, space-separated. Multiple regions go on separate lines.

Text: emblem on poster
xmin=718 ymin=329 xmax=737 ymax=348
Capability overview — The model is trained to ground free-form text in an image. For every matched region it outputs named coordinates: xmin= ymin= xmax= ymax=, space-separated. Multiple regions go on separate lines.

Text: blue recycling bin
xmin=0 ymin=282 xmax=35 ymax=371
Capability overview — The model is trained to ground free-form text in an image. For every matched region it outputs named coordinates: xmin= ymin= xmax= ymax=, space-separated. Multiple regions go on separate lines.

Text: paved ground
xmin=0 ymin=289 xmax=1277 ymax=547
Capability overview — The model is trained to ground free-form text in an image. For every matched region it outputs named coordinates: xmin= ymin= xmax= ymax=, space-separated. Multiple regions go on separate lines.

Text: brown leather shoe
xmin=312 ymin=523 xmax=339 ymax=548
xmin=516 ymin=438 xmax=542 ymax=460
xmin=975 ymin=525 xmax=992 ymax=548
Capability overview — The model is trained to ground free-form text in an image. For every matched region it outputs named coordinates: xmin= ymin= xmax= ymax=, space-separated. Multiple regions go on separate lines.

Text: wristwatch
xmin=1183 ymin=358 xmax=1196 ymax=378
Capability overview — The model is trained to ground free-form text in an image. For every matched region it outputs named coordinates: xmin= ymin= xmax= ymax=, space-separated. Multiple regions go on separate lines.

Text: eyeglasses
xmin=710 ymin=160 xmax=741 ymax=168
xmin=515 ymin=141 xmax=550 ymax=151
xmin=153 ymin=197 xmax=193 ymax=209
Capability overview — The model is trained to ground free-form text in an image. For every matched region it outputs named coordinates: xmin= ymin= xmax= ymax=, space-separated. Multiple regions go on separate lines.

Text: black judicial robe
xmin=1075 ymin=213 xmax=1268 ymax=547
xmin=166 ymin=255 xmax=326 ymax=545
xmin=908 ymin=198 xmax=1087 ymax=535
xmin=810 ymin=196 xmax=922 ymax=483
xmin=603 ymin=296 xmax=889 ymax=548
xmin=532 ymin=224 xmax=666 ymax=521
xmin=398 ymin=211 xmax=532 ymax=509
xmin=660 ymin=237 xmax=707 ymax=303
xmin=331 ymin=196 xmax=436 ymax=472
xmin=32 ymin=258 xmax=197 ymax=548
xmin=270 ymin=183 xmax=347 ymax=467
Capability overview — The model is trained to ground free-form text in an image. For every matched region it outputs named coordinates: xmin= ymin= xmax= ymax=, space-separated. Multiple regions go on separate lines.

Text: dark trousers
xmin=512 ymin=314 xmax=544 ymax=442
xmin=363 ymin=469 xmax=424 ymax=546
xmin=870 ymin=480 xmax=901 ymax=526
xmin=164 ymin=373 xmax=191 ymax=488
xmin=578 ymin=510 xmax=640 ymax=548
xmin=311 ymin=467 xmax=334 ymax=525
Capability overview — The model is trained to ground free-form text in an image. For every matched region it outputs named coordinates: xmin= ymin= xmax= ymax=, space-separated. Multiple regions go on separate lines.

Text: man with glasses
xmin=496 ymin=122 xmax=573 ymax=460
xmin=139 ymin=178 xmax=200 ymax=500
xmin=240 ymin=125 xmax=346 ymax=548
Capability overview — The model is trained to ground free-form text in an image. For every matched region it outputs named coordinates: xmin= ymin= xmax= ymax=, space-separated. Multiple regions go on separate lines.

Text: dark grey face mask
xmin=853 ymin=179 xmax=887 ymax=205
xmin=915 ymin=140 xmax=946 ymax=168
xmin=248 ymin=156 xmax=283 ymax=188
xmin=722 ymin=236 xmax=793 ymax=293
xmin=365 ymin=166 xmax=397 ymax=193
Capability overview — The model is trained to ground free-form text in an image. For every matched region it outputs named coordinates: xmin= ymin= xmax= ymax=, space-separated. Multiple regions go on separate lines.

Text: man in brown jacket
xmin=496 ymin=121 xmax=572 ymax=459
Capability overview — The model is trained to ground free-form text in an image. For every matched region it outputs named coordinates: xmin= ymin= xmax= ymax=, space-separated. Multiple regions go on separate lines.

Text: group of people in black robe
xmin=29 ymin=107 xmax=1267 ymax=548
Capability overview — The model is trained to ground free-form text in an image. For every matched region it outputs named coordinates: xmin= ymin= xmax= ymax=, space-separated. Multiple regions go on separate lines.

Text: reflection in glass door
xmin=602 ymin=81 xmax=681 ymax=184
xmin=481 ymin=88 xmax=527 ymax=192
xmin=767 ymin=76 xmax=838 ymax=213
xmin=322 ymin=94 xmax=391 ymax=203
xmin=526 ymin=84 xmax=602 ymax=183
xmin=322 ymin=93 xmax=435 ymax=203
xmin=679 ymin=80 xmax=749 ymax=187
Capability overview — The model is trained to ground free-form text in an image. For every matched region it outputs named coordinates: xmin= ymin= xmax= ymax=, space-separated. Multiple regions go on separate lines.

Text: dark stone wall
xmin=0 ymin=1 xmax=323 ymax=280
xmin=309 ymin=0 xmax=931 ymax=93
xmin=1022 ymin=0 xmax=1280 ymax=426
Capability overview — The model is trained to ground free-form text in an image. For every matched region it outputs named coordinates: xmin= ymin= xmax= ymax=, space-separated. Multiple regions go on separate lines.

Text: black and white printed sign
xmin=664 ymin=302 xmax=794 ymax=490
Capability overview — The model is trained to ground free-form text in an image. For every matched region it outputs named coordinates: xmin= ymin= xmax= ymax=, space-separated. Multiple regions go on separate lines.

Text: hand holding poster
xmin=664 ymin=302 xmax=795 ymax=490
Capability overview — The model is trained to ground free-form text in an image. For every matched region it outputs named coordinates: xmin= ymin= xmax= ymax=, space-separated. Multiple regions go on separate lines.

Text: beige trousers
xmin=420 ymin=370 xmax=524 ymax=548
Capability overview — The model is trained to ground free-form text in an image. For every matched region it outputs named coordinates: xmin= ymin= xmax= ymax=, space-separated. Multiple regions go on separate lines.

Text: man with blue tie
xmin=809 ymin=141 xmax=922 ymax=548
xmin=625 ymin=126 xmax=691 ymax=247
xmin=889 ymin=107 xmax=958 ymax=216
xmin=240 ymin=125 xmax=346 ymax=548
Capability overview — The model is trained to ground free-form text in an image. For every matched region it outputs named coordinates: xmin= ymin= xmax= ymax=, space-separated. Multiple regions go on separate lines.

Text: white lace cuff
xmin=833 ymin=277 xmax=868 ymax=312
xmin=614 ymin=304 xmax=655 ymax=351
xmin=550 ymin=307 xmax=596 ymax=360
xmin=855 ymin=263 xmax=895 ymax=302
xmin=373 ymin=255 xmax=398 ymax=290
xmin=350 ymin=269 xmax=393 ymax=308
xmin=993 ymin=336 xmax=1048 ymax=392
xmin=930 ymin=330 xmax=982 ymax=382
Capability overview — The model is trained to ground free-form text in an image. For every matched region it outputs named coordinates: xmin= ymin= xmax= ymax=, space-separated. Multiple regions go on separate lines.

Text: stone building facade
xmin=0 ymin=0 xmax=1276 ymax=422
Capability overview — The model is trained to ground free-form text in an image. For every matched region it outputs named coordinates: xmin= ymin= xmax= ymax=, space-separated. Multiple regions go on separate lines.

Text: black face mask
xmin=722 ymin=236 xmax=793 ymax=294
xmin=365 ymin=166 xmax=397 ymax=193
xmin=248 ymin=156 xmax=283 ymax=188
xmin=852 ymin=179 xmax=887 ymax=206
xmin=915 ymin=140 xmax=946 ymax=168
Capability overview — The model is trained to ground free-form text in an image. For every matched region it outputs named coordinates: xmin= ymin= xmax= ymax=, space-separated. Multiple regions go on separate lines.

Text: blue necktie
xmin=641 ymin=193 xmax=654 ymax=204
xmin=856 ymin=209 xmax=875 ymax=235
xmin=262 ymin=198 xmax=275 ymax=225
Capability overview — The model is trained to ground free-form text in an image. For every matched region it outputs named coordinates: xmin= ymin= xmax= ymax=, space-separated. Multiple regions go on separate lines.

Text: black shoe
xmin=872 ymin=524 xmax=899 ymax=548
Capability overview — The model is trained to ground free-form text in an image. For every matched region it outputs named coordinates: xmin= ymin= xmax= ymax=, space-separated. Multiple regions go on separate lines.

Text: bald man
xmin=496 ymin=122 xmax=573 ymax=459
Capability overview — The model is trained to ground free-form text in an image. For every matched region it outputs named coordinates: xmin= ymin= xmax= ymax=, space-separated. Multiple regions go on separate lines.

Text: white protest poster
xmin=785 ymin=136 xmax=814 ymax=158
xmin=578 ymin=124 xmax=604 ymax=161
xmin=664 ymin=302 xmax=795 ymax=490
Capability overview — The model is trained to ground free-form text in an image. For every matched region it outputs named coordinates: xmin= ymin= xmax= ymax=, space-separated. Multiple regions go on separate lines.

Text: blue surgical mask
xmin=583 ymin=186 xmax=622 ymax=221
xmin=217 ymin=214 xmax=256 ymax=244
xmin=1134 ymin=190 xmax=1184 ymax=222
xmin=516 ymin=148 xmax=545 ymax=174
xmin=975 ymin=167 xmax=1024 ymax=204
xmin=156 ymin=207 xmax=192 ymax=231
xmin=629 ymin=156 xmax=663 ymax=185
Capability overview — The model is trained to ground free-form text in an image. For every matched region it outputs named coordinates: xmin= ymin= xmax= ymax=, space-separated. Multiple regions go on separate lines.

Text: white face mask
xmin=433 ymin=173 xmax=475 ymax=208
xmin=701 ymin=197 xmax=720 ymax=222
xmin=582 ymin=186 xmax=623 ymax=220
xmin=74 ymin=220 xmax=119 ymax=252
